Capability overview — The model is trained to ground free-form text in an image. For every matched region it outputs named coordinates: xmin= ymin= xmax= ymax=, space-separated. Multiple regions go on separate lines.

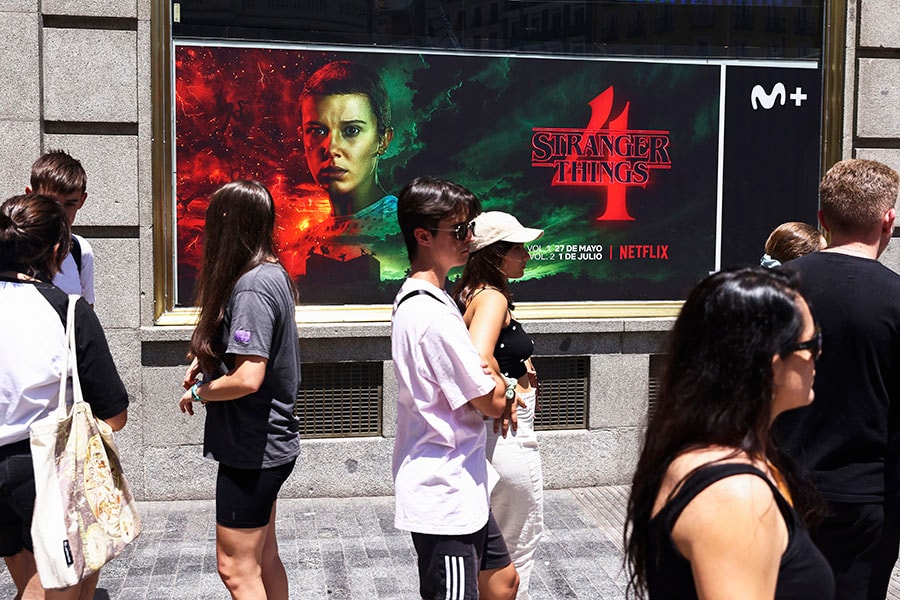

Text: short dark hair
xmin=300 ymin=61 xmax=392 ymax=137
xmin=397 ymin=177 xmax=481 ymax=262
xmin=30 ymin=149 xmax=87 ymax=195
xmin=0 ymin=193 xmax=71 ymax=281
xmin=820 ymin=158 xmax=899 ymax=236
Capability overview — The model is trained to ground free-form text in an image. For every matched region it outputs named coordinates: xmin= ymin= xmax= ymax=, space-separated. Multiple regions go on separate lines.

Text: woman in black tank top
xmin=452 ymin=211 xmax=544 ymax=600
xmin=624 ymin=267 xmax=833 ymax=599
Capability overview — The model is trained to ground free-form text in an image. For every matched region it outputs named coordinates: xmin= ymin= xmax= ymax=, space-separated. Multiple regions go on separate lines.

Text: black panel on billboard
xmin=721 ymin=65 xmax=821 ymax=268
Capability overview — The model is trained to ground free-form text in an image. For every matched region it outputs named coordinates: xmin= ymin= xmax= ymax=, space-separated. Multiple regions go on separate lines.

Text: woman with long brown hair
xmin=624 ymin=267 xmax=832 ymax=599
xmin=179 ymin=180 xmax=300 ymax=600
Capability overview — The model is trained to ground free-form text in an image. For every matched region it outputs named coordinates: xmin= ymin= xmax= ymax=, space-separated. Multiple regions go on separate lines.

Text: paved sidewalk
xmin=5 ymin=486 xmax=900 ymax=599
xmin=1 ymin=488 xmax=629 ymax=599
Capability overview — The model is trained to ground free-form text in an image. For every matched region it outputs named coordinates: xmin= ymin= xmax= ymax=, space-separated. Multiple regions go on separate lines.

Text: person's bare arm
xmin=672 ymin=472 xmax=786 ymax=600
xmin=467 ymin=369 xmax=509 ymax=419
xmin=179 ymin=355 xmax=267 ymax=415
xmin=464 ymin=289 xmax=520 ymax=433
xmin=465 ymin=289 xmax=507 ymax=375
xmin=102 ymin=410 xmax=127 ymax=431
xmin=182 ymin=357 xmax=201 ymax=390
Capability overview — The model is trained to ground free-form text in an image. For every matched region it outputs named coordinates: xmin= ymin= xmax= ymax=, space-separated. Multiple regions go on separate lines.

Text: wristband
xmin=190 ymin=382 xmax=205 ymax=403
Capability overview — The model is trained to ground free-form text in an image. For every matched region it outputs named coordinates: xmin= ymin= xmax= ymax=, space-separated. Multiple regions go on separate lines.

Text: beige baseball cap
xmin=470 ymin=211 xmax=544 ymax=252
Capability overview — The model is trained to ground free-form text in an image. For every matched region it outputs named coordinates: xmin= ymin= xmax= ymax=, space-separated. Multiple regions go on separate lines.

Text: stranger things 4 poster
xmin=174 ymin=44 xmax=725 ymax=306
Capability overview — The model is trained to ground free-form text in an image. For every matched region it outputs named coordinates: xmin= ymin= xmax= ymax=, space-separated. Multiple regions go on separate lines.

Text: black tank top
xmin=646 ymin=463 xmax=834 ymax=599
xmin=493 ymin=318 xmax=534 ymax=379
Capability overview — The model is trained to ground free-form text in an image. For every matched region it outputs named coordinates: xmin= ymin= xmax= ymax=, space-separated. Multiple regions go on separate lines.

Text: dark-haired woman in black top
xmin=624 ymin=267 xmax=834 ymax=599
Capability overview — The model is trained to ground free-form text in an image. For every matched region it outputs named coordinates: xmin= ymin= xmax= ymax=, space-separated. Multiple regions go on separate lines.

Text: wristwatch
xmin=503 ymin=376 xmax=517 ymax=401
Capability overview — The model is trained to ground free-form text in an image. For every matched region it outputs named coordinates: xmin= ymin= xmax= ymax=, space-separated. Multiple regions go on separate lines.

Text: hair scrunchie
xmin=760 ymin=253 xmax=782 ymax=269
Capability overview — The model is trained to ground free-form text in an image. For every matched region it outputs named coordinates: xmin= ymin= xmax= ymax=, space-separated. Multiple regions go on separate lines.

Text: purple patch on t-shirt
xmin=234 ymin=329 xmax=252 ymax=344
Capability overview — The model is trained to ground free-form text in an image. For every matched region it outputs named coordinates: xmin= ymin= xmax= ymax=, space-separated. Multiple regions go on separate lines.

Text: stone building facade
xmin=1 ymin=0 xmax=898 ymax=500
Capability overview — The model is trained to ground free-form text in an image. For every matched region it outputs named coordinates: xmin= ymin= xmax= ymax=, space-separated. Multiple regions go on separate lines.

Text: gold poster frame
xmin=151 ymin=0 xmax=845 ymax=326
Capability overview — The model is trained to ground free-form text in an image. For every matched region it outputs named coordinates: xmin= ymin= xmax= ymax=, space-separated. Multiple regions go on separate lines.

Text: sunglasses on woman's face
xmin=431 ymin=220 xmax=475 ymax=241
xmin=786 ymin=327 xmax=822 ymax=362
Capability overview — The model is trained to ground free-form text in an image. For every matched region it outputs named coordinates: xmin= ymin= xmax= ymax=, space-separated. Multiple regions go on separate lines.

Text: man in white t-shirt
xmin=27 ymin=150 xmax=95 ymax=306
xmin=392 ymin=176 xmax=519 ymax=600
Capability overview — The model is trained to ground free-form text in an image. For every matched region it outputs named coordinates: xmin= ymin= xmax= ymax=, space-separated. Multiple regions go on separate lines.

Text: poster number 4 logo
xmin=530 ymin=86 xmax=671 ymax=222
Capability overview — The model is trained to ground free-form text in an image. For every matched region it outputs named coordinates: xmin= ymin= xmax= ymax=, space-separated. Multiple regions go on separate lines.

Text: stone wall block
xmin=143 ymin=446 xmax=217 ymax=500
xmin=0 ymin=12 xmax=38 ymax=120
xmin=860 ymin=0 xmax=900 ymax=48
xmin=43 ymin=28 xmax=137 ymax=122
xmin=91 ymin=238 xmax=140 ymax=329
xmin=282 ymin=437 xmax=395 ymax=498
xmin=102 ymin=328 xmax=143 ymax=498
xmin=43 ymin=134 xmax=139 ymax=226
xmin=590 ymin=354 xmax=649 ymax=429
xmin=142 ymin=367 xmax=203 ymax=447
xmin=0 ymin=2 xmax=38 ymax=12
xmin=857 ymin=59 xmax=900 ymax=138
xmin=42 ymin=0 xmax=136 ymax=18
xmin=0 ymin=120 xmax=40 ymax=199
xmin=539 ymin=428 xmax=642 ymax=488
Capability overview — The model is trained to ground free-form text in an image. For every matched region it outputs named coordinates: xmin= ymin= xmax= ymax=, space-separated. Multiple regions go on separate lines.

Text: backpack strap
xmin=393 ymin=289 xmax=444 ymax=315
xmin=70 ymin=235 xmax=82 ymax=274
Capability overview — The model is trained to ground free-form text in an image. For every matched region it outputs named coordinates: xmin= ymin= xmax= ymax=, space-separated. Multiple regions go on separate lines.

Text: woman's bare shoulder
xmin=654 ymin=447 xmax=765 ymax=516
xmin=467 ymin=286 xmax=508 ymax=314
xmin=665 ymin=447 xmax=757 ymax=484
xmin=663 ymin=448 xmax=781 ymax=547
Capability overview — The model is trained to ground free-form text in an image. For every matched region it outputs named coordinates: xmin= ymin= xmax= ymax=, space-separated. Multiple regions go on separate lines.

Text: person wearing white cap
xmin=452 ymin=210 xmax=545 ymax=600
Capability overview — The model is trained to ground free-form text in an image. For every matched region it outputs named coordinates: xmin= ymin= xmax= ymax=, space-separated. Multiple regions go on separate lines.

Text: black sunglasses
xmin=431 ymin=220 xmax=475 ymax=241
xmin=786 ymin=327 xmax=822 ymax=361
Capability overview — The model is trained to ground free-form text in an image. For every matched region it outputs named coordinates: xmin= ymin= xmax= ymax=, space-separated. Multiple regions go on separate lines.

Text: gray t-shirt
xmin=203 ymin=262 xmax=301 ymax=468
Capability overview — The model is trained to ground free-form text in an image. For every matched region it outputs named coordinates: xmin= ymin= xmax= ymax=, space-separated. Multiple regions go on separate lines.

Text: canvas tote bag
xmin=29 ymin=294 xmax=141 ymax=589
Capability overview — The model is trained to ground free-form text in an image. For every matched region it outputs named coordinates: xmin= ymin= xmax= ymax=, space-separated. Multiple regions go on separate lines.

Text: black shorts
xmin=215 ymin=459 xmax=296 ymax=529
xmin=411 ymin=512 xmax=512 ymax=600
xmin=0 ymin=440 xmax=36 ymax=557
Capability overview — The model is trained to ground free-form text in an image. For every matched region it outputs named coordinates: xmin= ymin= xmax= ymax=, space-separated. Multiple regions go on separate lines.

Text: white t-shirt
xmin=53 ymin=234 xmax=95 ymax=304
xmin=391 ymin=278 xmax=496 ymax=535
xmin=0 ymin=279 xmax=127 ymax=446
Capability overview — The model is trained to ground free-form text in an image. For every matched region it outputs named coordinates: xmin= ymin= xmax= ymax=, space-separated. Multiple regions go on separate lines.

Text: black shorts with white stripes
xmin=411 ymin=512 xmax=511 ymax=600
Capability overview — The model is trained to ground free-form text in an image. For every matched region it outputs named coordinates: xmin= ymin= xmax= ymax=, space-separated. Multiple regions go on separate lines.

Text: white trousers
xmin=485 ymin=389 xmax=544 ymax=600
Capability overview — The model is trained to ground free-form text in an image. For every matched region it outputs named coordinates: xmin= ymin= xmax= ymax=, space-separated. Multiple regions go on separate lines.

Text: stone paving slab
xmin=4 ymin=486 xmax=898 ymax=599
xmin=0 ymin=489 xmax=627 ymax=599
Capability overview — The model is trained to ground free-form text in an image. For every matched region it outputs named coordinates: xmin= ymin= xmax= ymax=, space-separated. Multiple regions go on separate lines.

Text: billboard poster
xmin=174 ymin=44 xmax=812 ymax=307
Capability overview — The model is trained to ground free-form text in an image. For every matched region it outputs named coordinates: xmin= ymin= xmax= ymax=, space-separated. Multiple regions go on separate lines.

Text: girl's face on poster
xmin=301 ymin=93 xmax=388 ymax=201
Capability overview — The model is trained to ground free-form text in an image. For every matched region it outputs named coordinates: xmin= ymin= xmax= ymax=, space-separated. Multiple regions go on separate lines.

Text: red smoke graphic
xmin=175 ymin=45 xmax=347 ymax=279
